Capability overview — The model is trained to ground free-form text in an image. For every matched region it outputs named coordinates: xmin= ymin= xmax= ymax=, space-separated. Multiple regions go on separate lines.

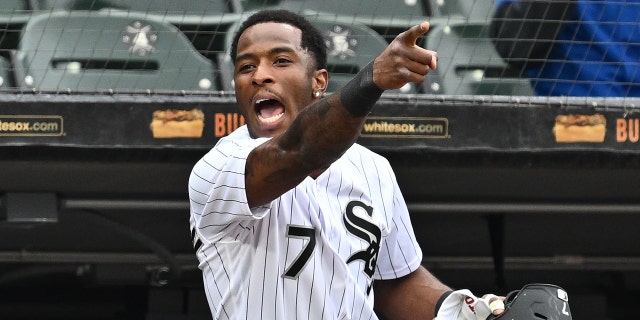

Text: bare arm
xmin=246 ymin=23 xmax=437 ymax=207
xmin=246 ymin=92 xmax=364 ymax=207
xmin=374 ymin=266 xmax=452 ymax=320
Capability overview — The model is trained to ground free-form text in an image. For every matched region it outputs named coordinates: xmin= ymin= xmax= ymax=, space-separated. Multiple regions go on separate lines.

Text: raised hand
xmin=372 ymin=22 xmax=437 ymax=90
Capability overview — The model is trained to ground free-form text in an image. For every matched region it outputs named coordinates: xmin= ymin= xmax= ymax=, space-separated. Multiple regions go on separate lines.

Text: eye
xmin=274 ymin=57 xmax=292 ymax=66
xmin=237 ymin=63 xmax=255 ymax=73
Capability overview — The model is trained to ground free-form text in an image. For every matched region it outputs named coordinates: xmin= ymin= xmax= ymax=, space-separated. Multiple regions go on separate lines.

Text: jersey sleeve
xmin=373 ymin=158 xmax=423 ymax=280
xmin=188 ymin=134 xmax=271 ymax=242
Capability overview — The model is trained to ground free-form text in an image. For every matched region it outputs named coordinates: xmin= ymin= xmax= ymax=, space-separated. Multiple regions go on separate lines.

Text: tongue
xmin=259 ymin=104 xmax=284 ymax=118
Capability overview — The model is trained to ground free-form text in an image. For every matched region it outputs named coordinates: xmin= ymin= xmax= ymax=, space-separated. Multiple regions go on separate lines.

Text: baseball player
xmin=189 ymin=9 xmax=503 ymax=319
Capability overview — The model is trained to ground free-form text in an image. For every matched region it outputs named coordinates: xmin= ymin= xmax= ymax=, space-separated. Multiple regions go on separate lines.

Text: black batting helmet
xmin=489 ymin=283 xmax=572 ymax=320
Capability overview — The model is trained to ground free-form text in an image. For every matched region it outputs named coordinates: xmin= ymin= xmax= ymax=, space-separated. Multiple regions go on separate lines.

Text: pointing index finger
xmin=401 ymin=22 xmax=430 ymax=46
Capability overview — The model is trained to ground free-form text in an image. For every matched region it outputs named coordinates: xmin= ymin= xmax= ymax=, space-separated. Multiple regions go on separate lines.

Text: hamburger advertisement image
xmin=150 ymin=108 xmax=205 ymax=138
xmin=553 ymin=113 xmax=606 ymax=143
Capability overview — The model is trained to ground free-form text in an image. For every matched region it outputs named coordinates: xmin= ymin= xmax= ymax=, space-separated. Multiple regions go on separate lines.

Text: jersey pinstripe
xmin=189 ymin=125 xmax=422 ymax=320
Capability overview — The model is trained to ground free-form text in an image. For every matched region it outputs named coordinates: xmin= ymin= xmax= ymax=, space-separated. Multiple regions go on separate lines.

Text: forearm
xmin=246 ymin=63 xmax=383 ymax=207
xmin=280 ymin=62 xmax=383 ymax=171
xmin=374 ymin=266 xmax=452 ymax=320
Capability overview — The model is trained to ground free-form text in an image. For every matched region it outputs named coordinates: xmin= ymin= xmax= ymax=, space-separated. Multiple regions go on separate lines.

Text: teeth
xmin=257 ymin=113 xmax=284 ymax=123
xmin=256 ymin=99 xmax=268 ymax=104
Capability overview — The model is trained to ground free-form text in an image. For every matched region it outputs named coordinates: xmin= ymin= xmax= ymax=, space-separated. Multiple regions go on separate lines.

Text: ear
xmin=312 ymin=68 xmax=329 ymax=96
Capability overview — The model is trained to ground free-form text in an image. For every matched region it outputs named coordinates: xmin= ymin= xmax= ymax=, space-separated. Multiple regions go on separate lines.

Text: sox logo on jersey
xmin=343 ymin=200 xmax=381 ymax=294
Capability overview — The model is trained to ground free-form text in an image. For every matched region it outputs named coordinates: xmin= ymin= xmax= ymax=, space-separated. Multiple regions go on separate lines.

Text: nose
xmin=251 ymin=63 xmax=274 ymax=86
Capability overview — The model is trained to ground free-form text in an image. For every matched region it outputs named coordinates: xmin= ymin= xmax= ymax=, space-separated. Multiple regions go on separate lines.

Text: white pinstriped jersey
xmin=189 ymin=125 xmax=422 ymax=320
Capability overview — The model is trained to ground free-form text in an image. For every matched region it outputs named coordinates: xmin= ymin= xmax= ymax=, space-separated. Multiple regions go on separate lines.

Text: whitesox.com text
xmin=362 ymin=117 xmax=448 ymax=138
xmin=0 ymin=116 xmax=63 ymax=136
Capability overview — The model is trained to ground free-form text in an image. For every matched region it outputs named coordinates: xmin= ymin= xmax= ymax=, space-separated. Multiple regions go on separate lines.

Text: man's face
xmin=234 ymin=22 xmax=321 ymax=138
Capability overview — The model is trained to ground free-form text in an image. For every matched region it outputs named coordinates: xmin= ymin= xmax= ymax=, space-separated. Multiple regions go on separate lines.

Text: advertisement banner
xmin=0 ymin=94 xmax=639 ymax=153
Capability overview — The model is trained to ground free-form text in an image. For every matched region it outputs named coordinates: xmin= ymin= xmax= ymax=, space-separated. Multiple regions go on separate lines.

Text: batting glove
xmin=434 ymin=289 xmax=502 ymax=320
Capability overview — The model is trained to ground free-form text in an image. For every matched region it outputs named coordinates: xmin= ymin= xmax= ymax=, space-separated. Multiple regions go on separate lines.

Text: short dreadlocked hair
xmin=229 ymin=9 xmax=328 ymax=71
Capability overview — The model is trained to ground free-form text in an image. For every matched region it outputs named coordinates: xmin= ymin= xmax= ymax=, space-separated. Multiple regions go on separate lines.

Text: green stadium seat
xmin=242 ymin=0 xmax=430 ymax=18
xmin=33 ymin=0 xmax=241 ymax=74
xmin=310 ymin=17 xmax=418 ymax=94
xmin=431 ymin=0 xmax=497 ymax=21
xmin=0 ymin=1 xmax=32 ymax=25
xmin=0 ymin=56 xmax=13 ymax=88
xmin=0 ymin=2 xmax=31 ymax=63
xmin=0 ymin=0 xmax=29 ymax=10
xmin=240 ymin=0 xmax=436 ymax=45
xmin=219 ymin=15 xmax=417 ymax=94
xmin=13 ymin=11 xmax=218 ymax=92
xmin=35 ymin=0 xmax=233 ymax=15
xmin=421 ymin=20 xmax=534 ymax=96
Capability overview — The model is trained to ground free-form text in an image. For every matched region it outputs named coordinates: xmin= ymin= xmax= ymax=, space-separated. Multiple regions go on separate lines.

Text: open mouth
xmin=255 ymin=98 xmax=285 ymax=124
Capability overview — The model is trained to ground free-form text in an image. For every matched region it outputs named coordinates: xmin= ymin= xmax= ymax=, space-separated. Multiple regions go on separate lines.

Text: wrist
xmin=339 ymin=61 xmax=384 ymax=117
xmin=434 ymin=290 xmax=454 ymax=316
